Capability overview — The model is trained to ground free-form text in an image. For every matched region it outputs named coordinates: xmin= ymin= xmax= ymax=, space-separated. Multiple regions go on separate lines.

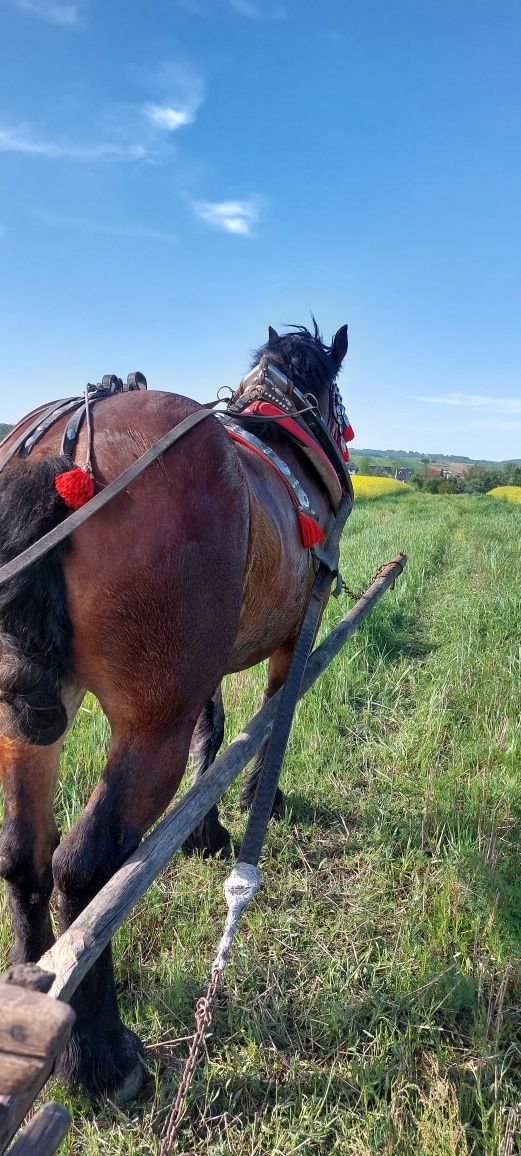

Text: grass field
xmin=1 ymin=492 xmax=520 ymax=1154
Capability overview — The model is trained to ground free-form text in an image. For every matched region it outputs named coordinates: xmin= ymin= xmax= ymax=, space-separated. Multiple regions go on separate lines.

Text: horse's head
xmin=251 ymin=318 xmax=353 ymax=460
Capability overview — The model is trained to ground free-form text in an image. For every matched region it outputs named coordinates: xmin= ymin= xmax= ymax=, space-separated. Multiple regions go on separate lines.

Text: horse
xmin=0 ymin=321 xmax=353 ymax=1101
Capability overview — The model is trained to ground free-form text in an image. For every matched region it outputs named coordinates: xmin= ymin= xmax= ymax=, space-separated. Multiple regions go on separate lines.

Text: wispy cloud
xmin=0 ymin=55 xmax=205 ymax=166
xmin=231 ymin=0 xmax=287 ymax=17
xmin=229 ymin=0 xmax=260 ymax=15
xmin=37 ymin=209 xmax=178 ymax=243
xmin=14 ymin=0 xmax=85 ymax=27
xmin=417 ymin=393 xmax=521 ymax=414
xmin=144 ymin=59 xmax=205 ymax=133
xmin=0 ymin=124 xmax=147 ymax=161
xmin=470 ymin=418 xmax=521 ymax=431
xmin=145 ymin=105 xmax=193 ymax=131
xmin=178 ymin=0 xmax=286 ymax=18
xmin=192 ymin=197 xmax=262 ymax=235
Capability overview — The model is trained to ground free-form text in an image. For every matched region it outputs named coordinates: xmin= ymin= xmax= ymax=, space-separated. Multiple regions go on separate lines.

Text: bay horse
xmin=0 ymin=322 xmax=353 ymax=1100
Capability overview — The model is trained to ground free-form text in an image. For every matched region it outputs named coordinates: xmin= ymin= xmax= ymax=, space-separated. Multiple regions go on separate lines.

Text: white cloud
xmin=144 ymin=59 xmax=205 ymax=133
xmin=416 ymin=393 xmax=521 ymax=414
xmin=193 ymin=197 xmax=261 ymax=235
xmin=15 ymin=0 xmax=85 ymax=27
xmin=145 ymin=104 xmax=193 ymax=132
xmin=0 ymin=124 xmax=147 ymax=161
xmin=0 ymin=56 xmax=204 ymax=168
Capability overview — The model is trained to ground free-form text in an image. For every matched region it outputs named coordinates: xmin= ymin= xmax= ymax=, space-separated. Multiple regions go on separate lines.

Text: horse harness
xmin=0 ymin=360 xmax=354 ymax=563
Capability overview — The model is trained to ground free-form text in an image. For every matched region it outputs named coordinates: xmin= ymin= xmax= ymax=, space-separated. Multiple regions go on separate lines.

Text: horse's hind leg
xmin=52 ymin=718 xmax=196 ymax=1100
xmin=239 ymin=641 xmax=296 ymax=815
xmin=182 ymin=685 xmax=231 ymax=858
xmin=0 ymin=737 xmax=61 ymax=963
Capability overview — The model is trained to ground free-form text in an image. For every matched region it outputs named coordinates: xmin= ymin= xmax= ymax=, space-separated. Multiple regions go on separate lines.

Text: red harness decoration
xmin=242 ymin=399 xmax=345 ymax=474
xmin=54 ymin=466 xmax=95 ymax=509
xmin=225 ymin=425 xmax=325 ymax=548
xmin=239 ymin=399 xmax=354 ymax=510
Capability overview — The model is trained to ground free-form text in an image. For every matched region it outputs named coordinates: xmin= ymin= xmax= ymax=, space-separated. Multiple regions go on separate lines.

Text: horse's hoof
xmin=112 ymin=1060 xmax=143 ymax=1103
xmin=182 ymin=819 xmax=232 ymax=860
xmin=56 ymin=1024 xmax=144 ymax=1100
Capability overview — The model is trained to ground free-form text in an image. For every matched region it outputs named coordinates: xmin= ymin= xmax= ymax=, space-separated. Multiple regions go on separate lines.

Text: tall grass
xmin=1 ymin=493 xmax=520 ymax=1154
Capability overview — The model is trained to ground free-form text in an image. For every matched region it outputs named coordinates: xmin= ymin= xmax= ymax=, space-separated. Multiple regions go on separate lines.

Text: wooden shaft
xmin=0 ymin=983 xmax=74 ymax=1095
xmin=7 ymin=1103 xmax=71 ymax=1156
xmin=0 ymin=553 xmax=406 ymax=1151
xmin=39 ymin=552 xmax=407 ymax=1002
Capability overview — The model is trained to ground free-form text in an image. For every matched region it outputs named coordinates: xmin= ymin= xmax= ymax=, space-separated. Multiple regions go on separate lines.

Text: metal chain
xmin=160 ymin=968 xmax=222 ymax=1154
xmin=341 ymin=562 xmax=395 ymax=602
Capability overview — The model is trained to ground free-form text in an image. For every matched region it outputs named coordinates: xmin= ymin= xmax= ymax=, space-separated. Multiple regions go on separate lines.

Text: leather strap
xmin=238 ymin=486 xmax=353 ymax=867
xmin=0 ymin=408 xmax=214 ymax=589
xmin=0 ymin=398 xmax=80 ymax=474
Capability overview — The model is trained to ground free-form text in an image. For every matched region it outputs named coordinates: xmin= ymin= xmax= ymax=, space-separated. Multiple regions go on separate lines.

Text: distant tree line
xmin=413 ymin=462 xmax=521 ymax=494
xmin=355 ymin=453 xmax=521 ymax=494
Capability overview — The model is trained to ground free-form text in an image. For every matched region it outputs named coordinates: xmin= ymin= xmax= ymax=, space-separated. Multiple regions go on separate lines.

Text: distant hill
xmin=350 ymin=448 xmax=521 ymax=469
xmin=0 ymin=423 xmax=12 ymax=441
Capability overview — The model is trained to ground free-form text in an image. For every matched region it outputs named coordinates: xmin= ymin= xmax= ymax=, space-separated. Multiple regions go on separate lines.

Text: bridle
xmin=226 ymin=355 xmax=354 ymax=492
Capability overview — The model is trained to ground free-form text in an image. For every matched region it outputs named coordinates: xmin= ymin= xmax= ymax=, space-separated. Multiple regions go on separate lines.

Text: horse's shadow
xmin=280 ymin=792 xmax=345 ymax=831
xmin=355 ymin=602 xmax=434 ymax=665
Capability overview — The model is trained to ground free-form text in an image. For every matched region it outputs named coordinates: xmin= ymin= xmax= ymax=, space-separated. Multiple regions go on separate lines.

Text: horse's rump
xmin=0 ymin=390 xmax=250 ymax=743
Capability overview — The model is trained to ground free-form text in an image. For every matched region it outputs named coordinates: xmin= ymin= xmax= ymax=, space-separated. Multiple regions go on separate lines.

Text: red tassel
xmin=298 ymin=511 xmax=325 ymax=548
xmin=54 ymin=467 xmax=95 ymax=509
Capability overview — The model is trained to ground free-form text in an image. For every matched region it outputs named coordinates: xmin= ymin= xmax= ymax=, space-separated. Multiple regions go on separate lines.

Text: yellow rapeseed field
xmin=487 ymin=485 xmax=521 ymax=502
xmin=352 ymin=474 xmax=414 ymax=498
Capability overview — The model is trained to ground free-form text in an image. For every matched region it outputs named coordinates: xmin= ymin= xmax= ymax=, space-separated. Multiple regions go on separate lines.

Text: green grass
xmin=1 ymin=492 xmax=520 ymax=1154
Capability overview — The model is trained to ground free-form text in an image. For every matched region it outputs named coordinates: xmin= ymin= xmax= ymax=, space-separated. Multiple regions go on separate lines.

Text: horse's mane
xmin=251 ymin=319 xmax=340 ymax=396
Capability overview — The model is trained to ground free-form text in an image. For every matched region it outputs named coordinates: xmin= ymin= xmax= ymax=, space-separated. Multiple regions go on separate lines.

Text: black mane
xmin=251 ymin=320 xmax=341 ymax=397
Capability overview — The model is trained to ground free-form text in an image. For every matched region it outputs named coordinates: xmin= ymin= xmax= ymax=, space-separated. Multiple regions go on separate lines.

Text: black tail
xmin=0 ymin=455 xmax=75 ymax=745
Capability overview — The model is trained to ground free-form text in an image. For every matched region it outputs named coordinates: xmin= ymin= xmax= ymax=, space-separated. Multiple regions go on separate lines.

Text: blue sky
xmin=1 ymin=0 xmax=520 ymax=460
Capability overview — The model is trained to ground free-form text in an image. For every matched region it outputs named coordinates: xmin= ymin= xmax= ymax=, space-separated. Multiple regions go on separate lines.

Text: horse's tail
xmin=0 ymin=455 xmax=75 ymax=745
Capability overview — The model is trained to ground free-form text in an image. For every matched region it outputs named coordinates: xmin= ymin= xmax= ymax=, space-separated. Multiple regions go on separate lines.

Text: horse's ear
xmin=331 ymin=324 xmax=348 ymax=367
xmin=268 ymin=325 xmax=279 ymax=344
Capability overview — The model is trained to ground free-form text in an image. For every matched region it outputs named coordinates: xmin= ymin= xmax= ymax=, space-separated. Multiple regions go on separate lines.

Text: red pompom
xmin=298 ymin=511 xmax=325 ymax=548
xmin=54 ymin=467 xmax=95 ymax=509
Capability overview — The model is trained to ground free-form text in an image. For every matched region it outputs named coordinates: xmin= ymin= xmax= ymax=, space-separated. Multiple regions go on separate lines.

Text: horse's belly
xmin=227 ymin=484 xmax=313 ymax=671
